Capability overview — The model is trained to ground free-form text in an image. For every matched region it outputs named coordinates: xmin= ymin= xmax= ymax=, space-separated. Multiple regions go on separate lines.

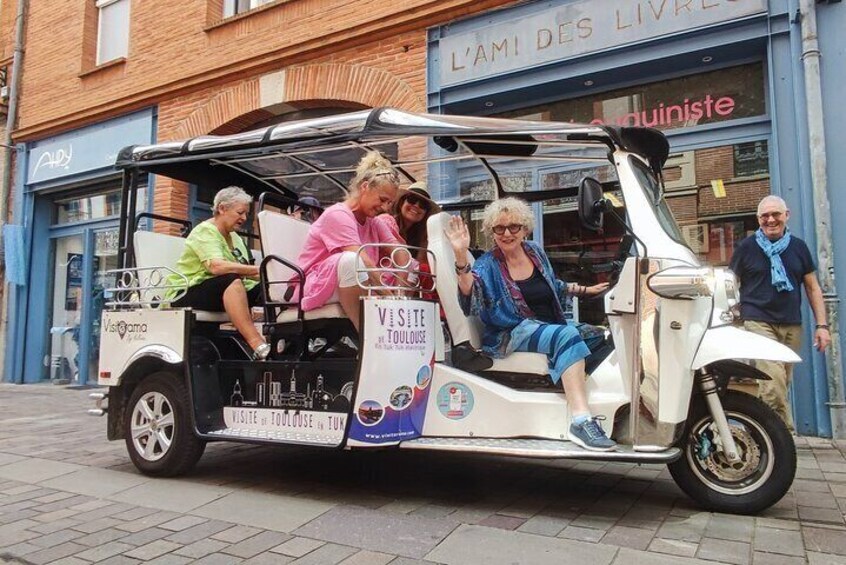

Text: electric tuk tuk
xmin=90 ymin=108 xmax=800 ymax=514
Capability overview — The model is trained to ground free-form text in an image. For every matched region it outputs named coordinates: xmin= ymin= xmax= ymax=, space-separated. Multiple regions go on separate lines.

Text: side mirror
xmin=578 ymin=177 xmax=606 ymax=231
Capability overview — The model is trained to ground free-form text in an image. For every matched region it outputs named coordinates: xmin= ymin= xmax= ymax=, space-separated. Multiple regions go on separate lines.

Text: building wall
xmin=15 ymin=0 xmax=515 ymax=142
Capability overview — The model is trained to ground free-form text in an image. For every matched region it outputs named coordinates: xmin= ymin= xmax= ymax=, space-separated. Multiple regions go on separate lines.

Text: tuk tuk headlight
xmin=724 ymin=270 xmax=739 ymax=304
xmin=718 ymin=269 xmax=740 ymax=323
xmin=647 ymin=266 xmax=714 ymax=299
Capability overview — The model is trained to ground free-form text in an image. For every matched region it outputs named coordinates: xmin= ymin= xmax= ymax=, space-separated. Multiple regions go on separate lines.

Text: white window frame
xmin=95 ymin=0 xmax=130 ymax=65
xmin=223 ymin=0 xmax=275 ymax=18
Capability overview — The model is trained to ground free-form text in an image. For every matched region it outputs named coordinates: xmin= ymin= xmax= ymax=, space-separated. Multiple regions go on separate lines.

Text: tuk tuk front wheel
xmin=668 ymin=390 xmax=796 ymax=514
xmin=124 ymin=371 xmax=205 ymax=477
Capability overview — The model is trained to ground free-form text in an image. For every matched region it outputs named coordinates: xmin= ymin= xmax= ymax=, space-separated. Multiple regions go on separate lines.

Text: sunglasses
xmin=491 ymin=224 xmax=524 ymax=235
xmin=405 ymin=194 xmax=429 ymax=211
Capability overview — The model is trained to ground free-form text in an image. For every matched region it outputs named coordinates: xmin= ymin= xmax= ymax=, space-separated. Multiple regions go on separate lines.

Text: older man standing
xmin=729 ymin=195 xmax=831 ymax=430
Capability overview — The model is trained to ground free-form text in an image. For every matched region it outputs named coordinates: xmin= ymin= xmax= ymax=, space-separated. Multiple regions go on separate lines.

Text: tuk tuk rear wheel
xmin=668 ymin=390 xmax=796 ymax=514
xmin=124 ymin=371 xmax=205 ymax=477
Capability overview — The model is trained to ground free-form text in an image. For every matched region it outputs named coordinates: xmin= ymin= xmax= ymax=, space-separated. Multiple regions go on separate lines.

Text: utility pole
xmin=798 ymin=0 xmax=845 ymax=438
xmin=0 ymin=0 xmax=29 ymax=381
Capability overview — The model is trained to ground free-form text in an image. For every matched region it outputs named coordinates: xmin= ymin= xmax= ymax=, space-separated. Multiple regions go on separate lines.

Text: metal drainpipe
xmin=0 ymin=0 xmax=28 ymax=382
xmin=798 ymin=0 xmax=845 ymax=439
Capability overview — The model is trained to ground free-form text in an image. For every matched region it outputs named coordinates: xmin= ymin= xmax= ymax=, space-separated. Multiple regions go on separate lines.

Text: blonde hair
xmin=349 ymin=151 xmax=399 ymax=197
xmin=482 ymin=197 xmax=535 ymax=234
xmin=213 ymin=186 xmax=252 ymax=216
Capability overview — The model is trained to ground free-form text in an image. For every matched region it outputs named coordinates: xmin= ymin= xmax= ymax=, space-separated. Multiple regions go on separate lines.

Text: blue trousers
xmin=510 ymin=319 xmax=591 ymax=384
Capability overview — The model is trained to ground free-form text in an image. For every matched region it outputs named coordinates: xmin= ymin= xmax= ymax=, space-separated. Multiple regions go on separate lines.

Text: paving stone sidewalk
xmin=1 ymin=383 xmax=845 ymax=564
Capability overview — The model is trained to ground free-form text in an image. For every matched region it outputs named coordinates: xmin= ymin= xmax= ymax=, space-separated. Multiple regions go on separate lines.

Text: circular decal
xmin=416 ymin=365 xmax=432 ymax=389
xmin=436 ymin=382 xmax=474 ymax=420
xmin=389 ymin=385 xmax=414 ymax=410
xmin=357 ymin=400 xmax=384 ymax=426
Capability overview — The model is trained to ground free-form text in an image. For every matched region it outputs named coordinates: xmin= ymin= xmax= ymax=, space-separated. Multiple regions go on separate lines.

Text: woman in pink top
xmin=297 ymin=151 xmax=402 ymax=331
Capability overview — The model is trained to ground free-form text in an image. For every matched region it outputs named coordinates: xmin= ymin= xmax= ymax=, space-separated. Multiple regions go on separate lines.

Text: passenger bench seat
xmin=133 ymin=231 xmax=230 ymax=322
xmin=256 ymin=210 xmax=346 ymax=323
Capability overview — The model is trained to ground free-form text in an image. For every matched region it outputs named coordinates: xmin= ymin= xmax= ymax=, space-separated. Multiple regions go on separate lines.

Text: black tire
xmin=668 ymin=390 xmax=796 ymax=514
xmin=124 ymin=371 xmax=205 ymax=477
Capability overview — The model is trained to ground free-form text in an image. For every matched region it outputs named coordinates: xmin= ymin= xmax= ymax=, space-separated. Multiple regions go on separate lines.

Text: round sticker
xmin=436 ymin=382 xmax=474 ymax=420
xmin=416 ymin=365 xmax=432 ymax=389
xmin=389 ymin=385 xmax=414 ymax=410
xmin=357 ymin=400 xmax=384 ymax=426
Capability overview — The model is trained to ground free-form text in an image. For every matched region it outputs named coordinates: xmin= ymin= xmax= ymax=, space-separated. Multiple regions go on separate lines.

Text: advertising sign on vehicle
xmin=347 ymin=298 xmax=437 ymax=446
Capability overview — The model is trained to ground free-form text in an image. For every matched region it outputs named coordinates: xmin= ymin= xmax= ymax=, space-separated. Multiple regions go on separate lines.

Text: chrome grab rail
xmin=356 ymin=244 xmax=437 ymax=297
xmin=103 ymin=266 xmax=188 ymax=307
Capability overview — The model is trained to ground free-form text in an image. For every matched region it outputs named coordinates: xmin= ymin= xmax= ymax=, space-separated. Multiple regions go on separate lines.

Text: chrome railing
xmin=356 ymin=244 xmax=437 ymax=297
xmin=104 ymin=266 xmax=188 ymax=307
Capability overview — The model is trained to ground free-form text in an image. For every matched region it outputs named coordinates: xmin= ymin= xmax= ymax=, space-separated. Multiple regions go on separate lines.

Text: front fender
xmin=692 ymin=325 xmax=801 ymax=370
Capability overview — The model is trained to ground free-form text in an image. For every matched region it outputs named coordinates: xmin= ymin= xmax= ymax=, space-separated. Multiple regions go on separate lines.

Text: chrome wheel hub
xmin=130 ymin=391 xmax=175 ymax=462
xmin=687 ymin=412 xmax=774 ymax=496
xmin=703 ymin=424 xmax=761 ymax=482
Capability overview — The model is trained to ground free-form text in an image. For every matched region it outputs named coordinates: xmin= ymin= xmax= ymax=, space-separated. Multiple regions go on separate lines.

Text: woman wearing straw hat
xmin=374 ymin=181 xmax=440 ymax=293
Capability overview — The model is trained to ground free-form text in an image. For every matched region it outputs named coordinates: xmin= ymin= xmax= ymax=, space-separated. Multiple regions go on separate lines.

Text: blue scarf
xmin=755 ymin=228 xmax=793 ymax=292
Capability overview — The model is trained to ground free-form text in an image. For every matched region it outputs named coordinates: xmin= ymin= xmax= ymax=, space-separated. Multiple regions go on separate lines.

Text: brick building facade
xmin=14 ymin=0 xmax=512 ymax=222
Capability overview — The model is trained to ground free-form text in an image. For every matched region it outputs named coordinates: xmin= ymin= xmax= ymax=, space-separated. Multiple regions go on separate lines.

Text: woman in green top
xmin=168 ymin=186 xmax=269 ymax=360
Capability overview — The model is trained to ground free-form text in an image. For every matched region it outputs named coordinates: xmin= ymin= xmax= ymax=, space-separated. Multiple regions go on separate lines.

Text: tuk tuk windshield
xmin=628 ymin=155 xmax=688 ymax=249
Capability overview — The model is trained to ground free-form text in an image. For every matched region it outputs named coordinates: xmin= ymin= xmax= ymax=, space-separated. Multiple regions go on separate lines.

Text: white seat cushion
xmin=427 ymin=213 xmax=481 ymax=347
xmin=194 ymin=310 xmax=231 ymax=323
xmin=257 ymin=209 xmax=347 ymax=321
xmin=257 ymin=210 xmax=311 ymax=303
xmin=487 ymin=352 xmax=549 ymax=375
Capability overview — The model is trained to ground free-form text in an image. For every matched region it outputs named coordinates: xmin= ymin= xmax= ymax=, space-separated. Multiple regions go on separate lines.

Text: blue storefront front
xmin=427 ymin=0 xmax=846 ymax=436
xmin=4 ymin=109 xmax=156 ymax=385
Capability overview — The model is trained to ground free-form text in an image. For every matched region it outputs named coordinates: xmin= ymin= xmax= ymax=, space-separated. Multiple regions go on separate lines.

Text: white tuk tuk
xmin=91 ymin=108 xmax=800 ymax=514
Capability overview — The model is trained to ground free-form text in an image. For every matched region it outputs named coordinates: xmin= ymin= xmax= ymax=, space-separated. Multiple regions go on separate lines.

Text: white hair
xmin=757 ymin=195 xmax=788 ymax=216
xmin=213 ymin=186 xmax=252 ymax=215
xmin=481 ymin=197 xmax=535 ymax=234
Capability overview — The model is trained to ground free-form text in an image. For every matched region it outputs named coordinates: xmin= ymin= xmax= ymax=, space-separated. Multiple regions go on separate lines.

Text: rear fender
xmin=106 ymin=355 xmax=185 ymax=441
xmin=692 ymin=326 xmax=801 ymax=370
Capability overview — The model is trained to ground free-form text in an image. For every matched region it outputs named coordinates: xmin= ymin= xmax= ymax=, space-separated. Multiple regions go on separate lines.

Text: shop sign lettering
xmin=31 ymin=144 xmax=73 ymax=179
xmin=590 ymin=94 xmax=736 ymax=127
xmin=440 ymin=0 xmax=767 ymax=86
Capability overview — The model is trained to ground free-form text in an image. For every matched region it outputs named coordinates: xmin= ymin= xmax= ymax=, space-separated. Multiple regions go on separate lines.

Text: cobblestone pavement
xmin=1 ymin=384 xmax=845 ymax=565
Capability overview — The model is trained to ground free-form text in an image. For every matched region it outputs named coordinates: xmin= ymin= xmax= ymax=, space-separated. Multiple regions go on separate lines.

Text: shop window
xmin=734 ymin=141 xmax=769 ymax=178
xmin=54 ymin=187 xmax=146 ymax=225
xmin=95 ymin=0 xmax=130 ymax=65
xmin=664 ymin=141 xmax=770 ymax=266
xmin=223 ymin=0 xmax=275 ymax=17
xmin=500 ymin=63 xmax=765 ymax=132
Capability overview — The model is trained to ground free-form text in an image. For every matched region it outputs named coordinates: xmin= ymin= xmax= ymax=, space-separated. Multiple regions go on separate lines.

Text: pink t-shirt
xmin=298 ymin=203 xmax=400 ymax=310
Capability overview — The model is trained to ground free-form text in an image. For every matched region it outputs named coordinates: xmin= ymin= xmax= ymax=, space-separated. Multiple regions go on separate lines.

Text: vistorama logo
xmin=103 ymin=320 xmax=148 ymax=342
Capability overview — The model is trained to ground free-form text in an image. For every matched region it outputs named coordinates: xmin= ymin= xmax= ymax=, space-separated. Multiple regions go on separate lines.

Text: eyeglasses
xmin=405 ymin=194 xmax=429 ymax=211
xmin=491 ymin=224 xmax=524 ymax=235
xmin=758 ymin=212 xmax=784 ymax=221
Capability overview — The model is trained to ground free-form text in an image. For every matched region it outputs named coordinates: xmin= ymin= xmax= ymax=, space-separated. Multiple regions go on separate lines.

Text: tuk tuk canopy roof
xmin=116 ymin=108 xmax=669 ymax=202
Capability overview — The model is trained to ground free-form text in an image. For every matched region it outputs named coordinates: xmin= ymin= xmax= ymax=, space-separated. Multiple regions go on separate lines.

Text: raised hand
xmin=445 ymin=215 xmax=471 ymax=259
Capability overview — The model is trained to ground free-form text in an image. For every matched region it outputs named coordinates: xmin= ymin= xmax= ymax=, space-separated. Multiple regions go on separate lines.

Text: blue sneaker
xmin=568 ymin=416 xmax=617 ymax=452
